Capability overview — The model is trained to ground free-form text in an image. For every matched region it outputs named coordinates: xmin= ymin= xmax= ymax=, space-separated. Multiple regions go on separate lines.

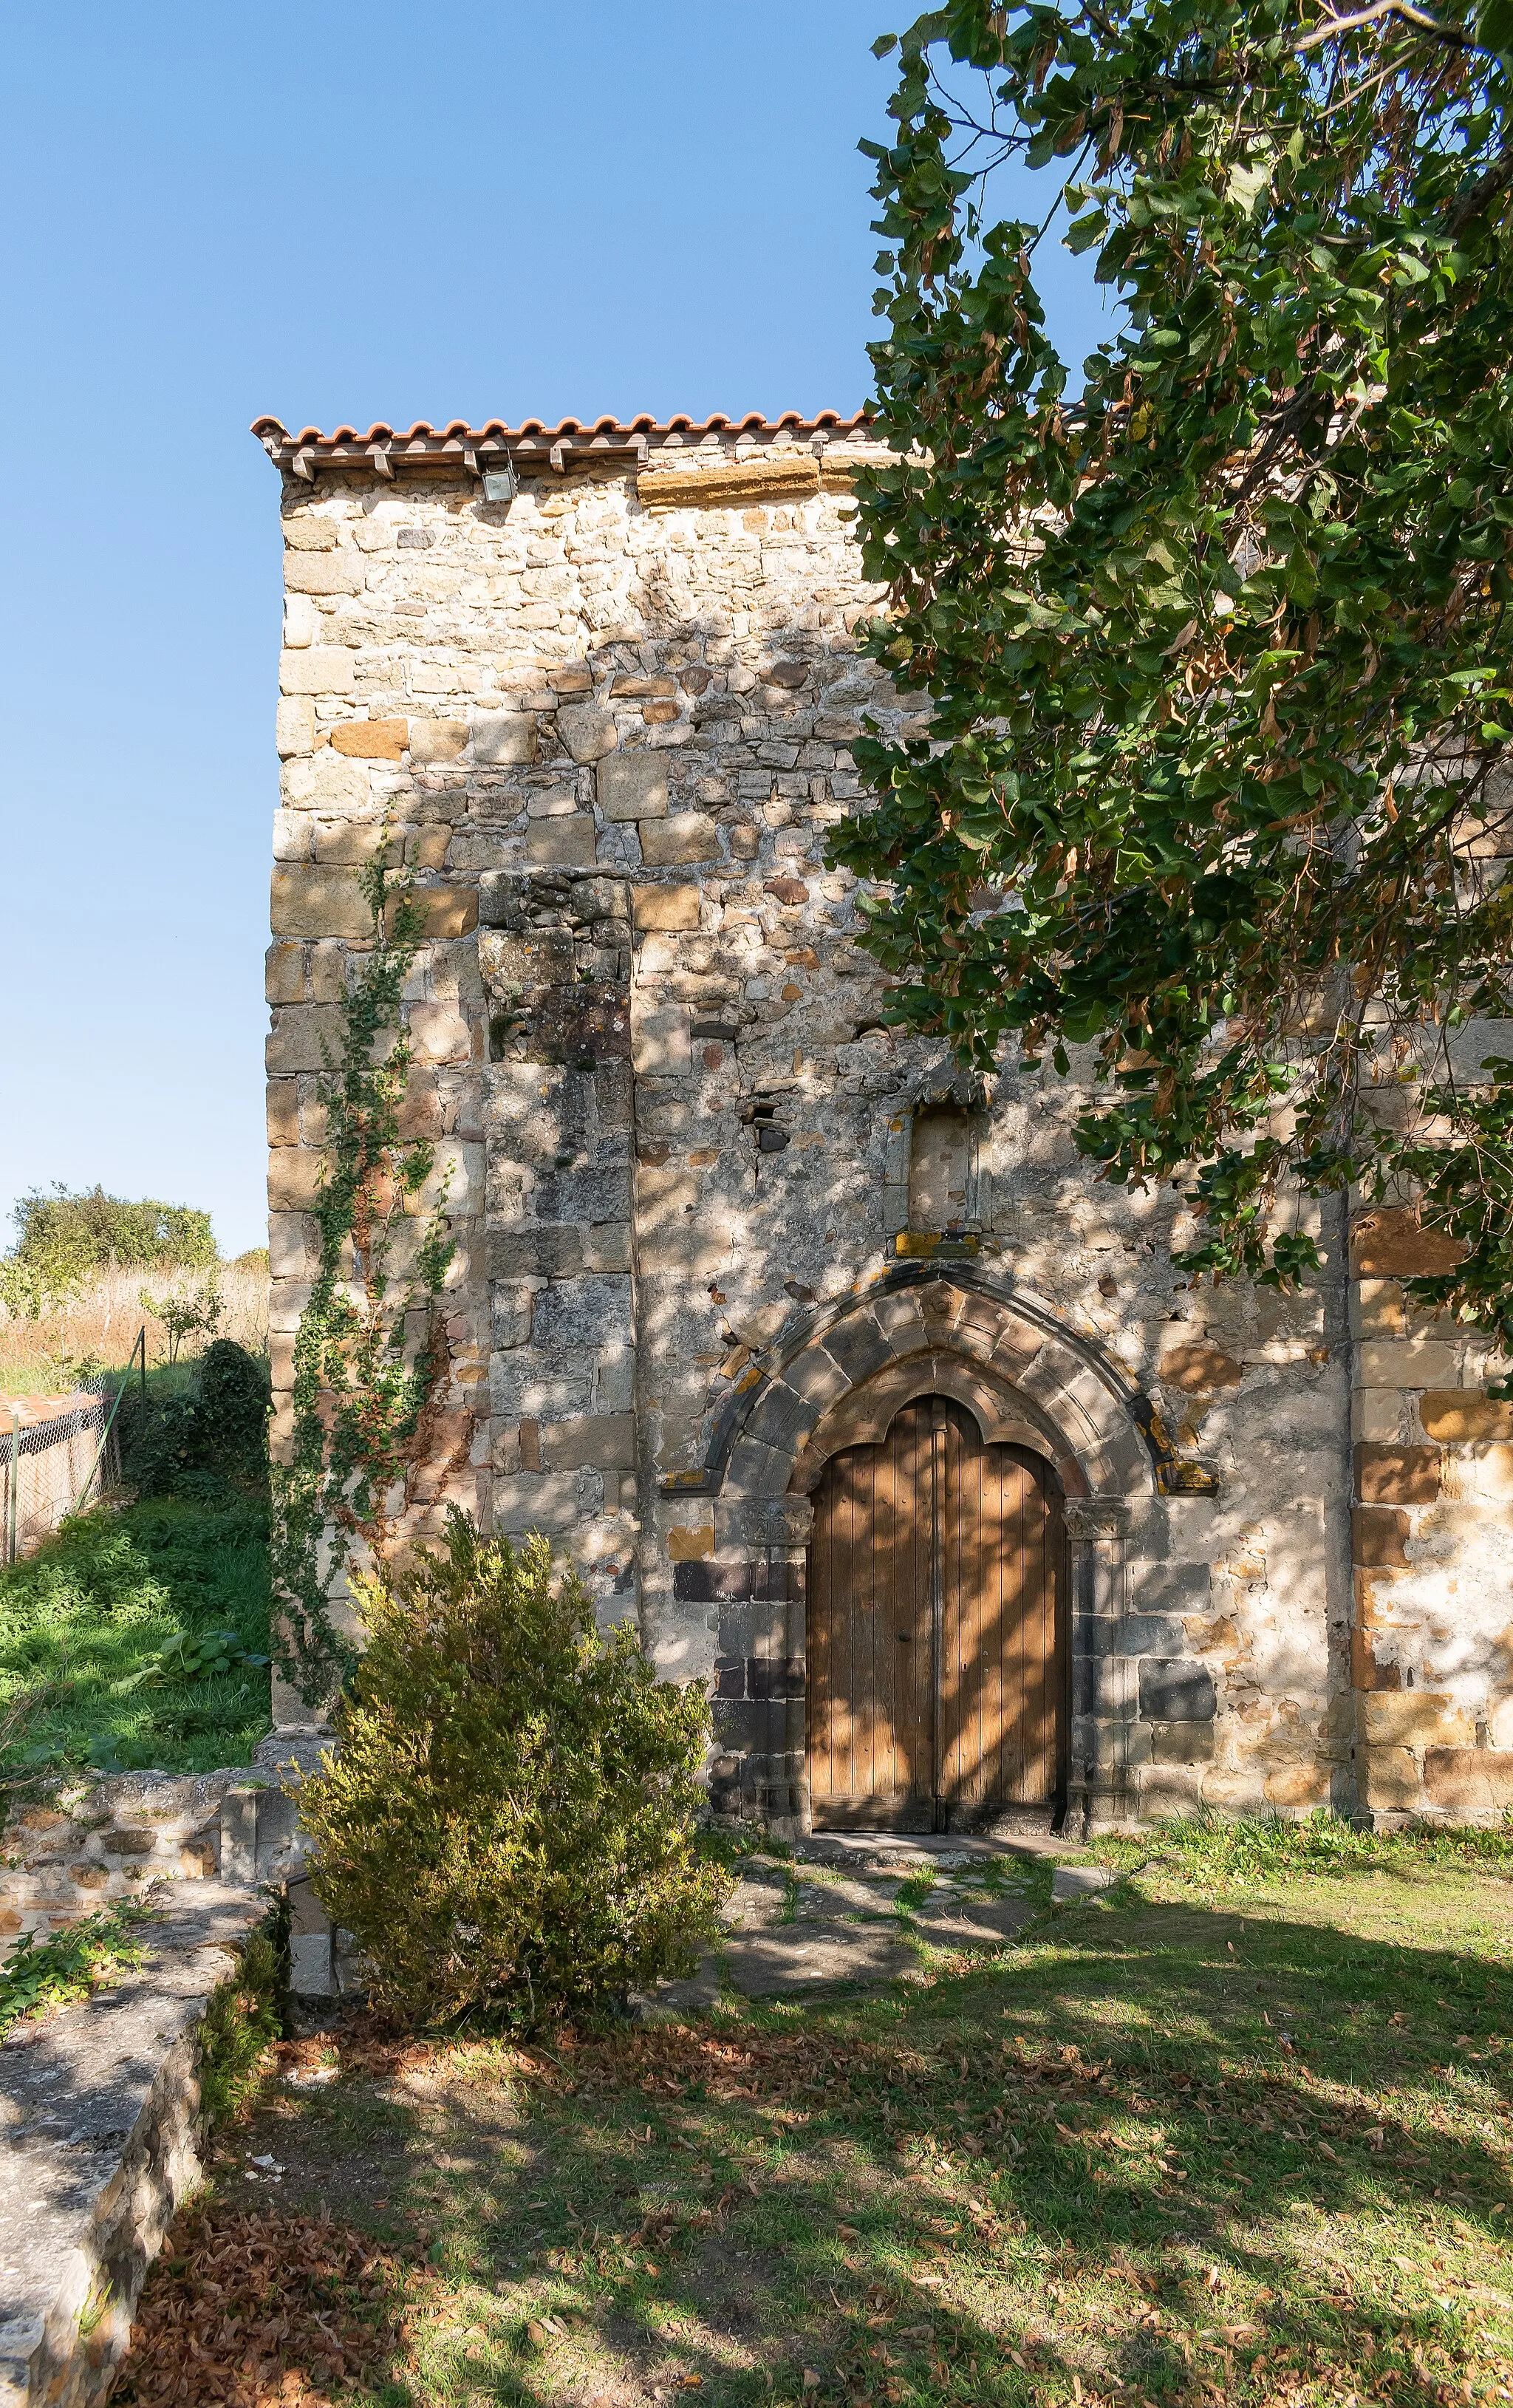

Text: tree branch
xmin=1297 ymin=0 xmax=1475 ymax=50
xmin=1447 ymin=141 xmax=1513 ymax=234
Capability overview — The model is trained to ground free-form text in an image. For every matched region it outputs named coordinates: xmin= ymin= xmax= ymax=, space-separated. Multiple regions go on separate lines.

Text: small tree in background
xmin=138 ymin=1269 xmax=223 ymax=1365
xmin=1 ymin=1187 xmax=217 ymax=1323
xmin=296 ymin=1512 xmax=728 ymax=2029
xmin=846 ymin=0 xmax=1513 ymax=1346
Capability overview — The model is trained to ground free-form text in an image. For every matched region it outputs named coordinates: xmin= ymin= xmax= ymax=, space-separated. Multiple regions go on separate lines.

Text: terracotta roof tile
xmin=253 ymin=409 xmax=869 ymax=447
xmin=1 ymin=1389 xmax=95 ymax=1430
xmin=251 ymin=410 xmax=876 ymax=480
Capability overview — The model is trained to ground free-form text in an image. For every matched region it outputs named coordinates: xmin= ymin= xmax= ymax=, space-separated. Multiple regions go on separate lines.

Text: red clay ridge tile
xmin=252 ymin=410 xmax=875 ymax=480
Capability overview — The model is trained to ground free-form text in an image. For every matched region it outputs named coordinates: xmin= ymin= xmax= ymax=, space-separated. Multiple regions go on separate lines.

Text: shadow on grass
xmin=121 ymin=1875 xmax=1513 ymax=2407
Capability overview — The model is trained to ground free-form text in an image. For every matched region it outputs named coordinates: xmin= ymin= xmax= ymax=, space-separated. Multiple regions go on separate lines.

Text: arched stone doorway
xmin=667 ymin=1263 xmax=1215 ymax=1836
xmin=807 ymin=1395 xmax=1068 ymax=1832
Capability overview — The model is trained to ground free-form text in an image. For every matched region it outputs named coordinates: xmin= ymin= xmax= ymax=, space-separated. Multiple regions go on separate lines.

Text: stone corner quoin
xmin=259 ymin=423 xmax=1513 ymax=1836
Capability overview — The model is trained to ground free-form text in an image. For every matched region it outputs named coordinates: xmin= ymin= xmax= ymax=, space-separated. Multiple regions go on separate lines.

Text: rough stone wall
xmin=1 ymin=1772 xmax=242 ymax=1951
xmin=1348 ymin=1199 xmax=1513 ymax=1824
xmin=264 ymin=432 xmax=1513 ymax=1828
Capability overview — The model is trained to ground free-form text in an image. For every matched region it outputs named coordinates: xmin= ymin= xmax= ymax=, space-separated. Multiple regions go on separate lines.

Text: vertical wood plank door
xmin=807 ymin=1401 xmax=935 ymax=1829
xmin=939 ymin=1406 xmax=1065 ymax=1817
xmin=807 ymin=1396 xmax=1065 ymax=1831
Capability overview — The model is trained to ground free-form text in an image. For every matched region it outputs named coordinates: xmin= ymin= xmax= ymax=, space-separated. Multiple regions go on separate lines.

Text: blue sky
xmin=1 ymin=2 xmax=1109 ymax=1260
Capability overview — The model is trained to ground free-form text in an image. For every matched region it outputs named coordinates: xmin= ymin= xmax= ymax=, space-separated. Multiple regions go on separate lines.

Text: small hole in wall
xmin=742 ymin=1094 xmax=789 ymax=1153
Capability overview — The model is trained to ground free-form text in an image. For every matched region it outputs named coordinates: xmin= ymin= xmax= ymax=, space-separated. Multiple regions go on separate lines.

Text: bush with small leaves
xmin=117 ymin=1340 xmax=269 ymax=1501
xmin=295 ymin=1510 xmax=728 ymax=2027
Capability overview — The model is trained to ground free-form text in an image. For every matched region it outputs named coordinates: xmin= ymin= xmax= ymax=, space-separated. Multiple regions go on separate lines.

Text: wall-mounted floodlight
xmin=482 ymin=461 xmax=518 ymax=505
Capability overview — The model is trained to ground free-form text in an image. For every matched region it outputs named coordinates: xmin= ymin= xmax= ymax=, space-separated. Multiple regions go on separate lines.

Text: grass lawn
xmin=118 ymin=1820 xmax=1513 ymax=2407
xmin=0 ymin=1492 xmax=272 ymax=1778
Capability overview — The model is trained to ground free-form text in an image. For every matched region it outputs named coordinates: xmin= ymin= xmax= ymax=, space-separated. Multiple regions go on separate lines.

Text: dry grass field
xmin=0 ymin=1258 xmax=269 ymax=1392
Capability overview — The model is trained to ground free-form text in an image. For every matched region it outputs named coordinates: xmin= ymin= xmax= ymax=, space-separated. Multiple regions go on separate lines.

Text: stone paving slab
xmin=649 ymin=1920 xmax=921 ymax=2016
xmin=910 ymin=1892 xmax=1034 ymax=1948
xmin=791 ymin=1875 xmax=903 ymax=1918
xmin=796 ymin=1829 xmax=1065 ymax=1875
xmin=722 ymin=1878 xmax=787 ymax=1931
xmin=726 ymin=1926 xmax=919 ymax=1996
xmin=1051 ymin=1863 xmax=1121 ymax=1900
xmin=646 ymin=1835 xmax=1052 ymax=2016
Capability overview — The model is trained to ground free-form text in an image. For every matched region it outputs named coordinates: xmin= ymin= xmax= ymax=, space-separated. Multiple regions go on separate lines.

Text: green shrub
xmin=0 ymin=1898 xmax=155 ymax=2037
xmin=118 ymin=1340 xmax=270 ymax=1500
xmin=195 ymin=1340 xmax=271 ymax=1485
xmin=296 ymin=1511 xmax=729 ymax=2028
xmin=197 ymin=1914 xmax=285 ymax=2126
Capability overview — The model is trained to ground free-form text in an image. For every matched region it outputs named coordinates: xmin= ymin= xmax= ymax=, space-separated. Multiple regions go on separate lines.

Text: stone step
xmin=654 ymin=1860 xmax=1038 ymax=2013
xmin=796 ymin=1822 xmax=1062 ymax=1874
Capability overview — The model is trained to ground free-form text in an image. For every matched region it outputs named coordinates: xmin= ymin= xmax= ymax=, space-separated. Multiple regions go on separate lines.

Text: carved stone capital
xmin=1065 ymin=1498 xmax=1132 ymax=1540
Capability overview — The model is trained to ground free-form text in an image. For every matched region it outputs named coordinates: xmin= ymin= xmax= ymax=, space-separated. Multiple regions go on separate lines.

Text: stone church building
xmin=256 ymin=409 xmax=1513 ymax=1835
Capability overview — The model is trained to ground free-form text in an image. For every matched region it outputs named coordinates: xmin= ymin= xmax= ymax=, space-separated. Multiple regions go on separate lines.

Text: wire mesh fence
xmin=1 ymin=1333 xmax=146 ymax=1565
xmin=1 ymin=1390 xmax=117 ymax=1563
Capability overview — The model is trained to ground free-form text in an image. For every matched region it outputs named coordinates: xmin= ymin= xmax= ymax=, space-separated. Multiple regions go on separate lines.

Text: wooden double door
xmin=807 ymin=1397 xmax=1067 ymax=1831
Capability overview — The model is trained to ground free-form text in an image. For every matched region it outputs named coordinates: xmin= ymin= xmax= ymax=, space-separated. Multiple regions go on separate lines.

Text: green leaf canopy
xmin=842 ymin=0 xmax=1513 ymax=1337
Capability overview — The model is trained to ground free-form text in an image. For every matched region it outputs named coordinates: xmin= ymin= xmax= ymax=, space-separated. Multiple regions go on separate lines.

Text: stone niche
xmin=908 ymin=1104 xmax=978 ymax=1232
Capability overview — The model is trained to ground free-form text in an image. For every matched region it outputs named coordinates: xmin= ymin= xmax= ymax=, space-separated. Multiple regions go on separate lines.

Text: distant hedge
xmin=11 ymin=1184 xmax=216 ymax=1279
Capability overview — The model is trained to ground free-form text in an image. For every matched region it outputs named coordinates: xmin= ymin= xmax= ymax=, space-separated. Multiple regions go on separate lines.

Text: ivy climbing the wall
xmin=270 ymin=854 xmax=457 ymax=1708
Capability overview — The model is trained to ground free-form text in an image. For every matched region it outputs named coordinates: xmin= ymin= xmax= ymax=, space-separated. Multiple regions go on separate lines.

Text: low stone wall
xmin=1 ymin=1770 xmax=298 ymax=1954
xmin=0 ymin=1882 xmax=272 ymax=2408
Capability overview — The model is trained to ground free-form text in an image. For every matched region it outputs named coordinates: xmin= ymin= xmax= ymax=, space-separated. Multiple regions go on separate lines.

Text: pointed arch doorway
xmin=806 ymin=1396 xmax=1068 ymax=1832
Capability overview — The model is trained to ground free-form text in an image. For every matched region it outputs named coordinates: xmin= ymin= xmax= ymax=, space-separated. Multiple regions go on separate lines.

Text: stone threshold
xmin=796 ymin=1827 xmax=1073 ymax=1872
